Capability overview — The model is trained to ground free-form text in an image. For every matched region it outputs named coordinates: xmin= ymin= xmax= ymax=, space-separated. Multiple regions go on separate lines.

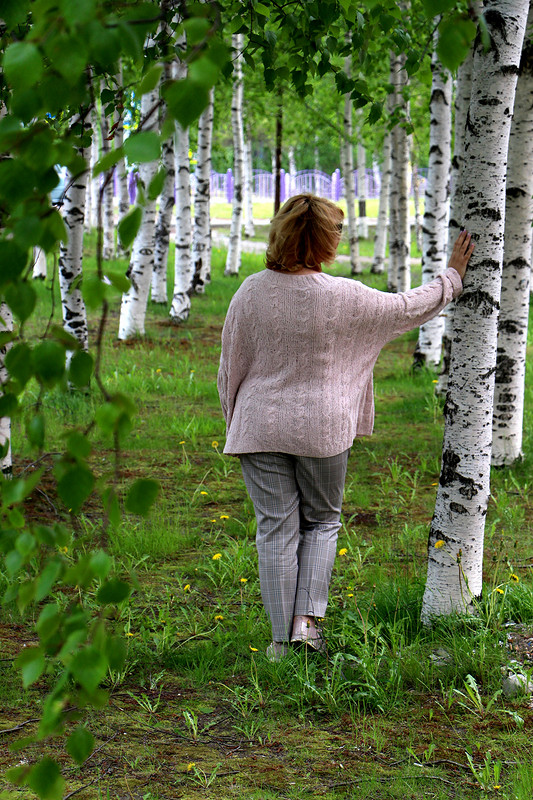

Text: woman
xmin=217 ymin=194 xmax=474 ymax=660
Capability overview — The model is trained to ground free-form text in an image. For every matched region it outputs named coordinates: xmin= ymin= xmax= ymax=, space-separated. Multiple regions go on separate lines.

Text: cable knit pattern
xmin=218 ymin=268 xmax=463 ymax=457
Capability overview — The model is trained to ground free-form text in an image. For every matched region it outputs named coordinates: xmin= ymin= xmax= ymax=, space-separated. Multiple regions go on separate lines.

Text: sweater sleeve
xmin=217 ymin=290 xmax=253 ymax=426
xmin=355 ymin=268 xmax=462 ymax=346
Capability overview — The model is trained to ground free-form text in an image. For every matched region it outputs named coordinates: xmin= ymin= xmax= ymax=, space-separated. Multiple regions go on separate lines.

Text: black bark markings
xmin=440 ymin=449 xmax=481 ymax=500
xmin=458 ymin=288 xmax=499 ymax=316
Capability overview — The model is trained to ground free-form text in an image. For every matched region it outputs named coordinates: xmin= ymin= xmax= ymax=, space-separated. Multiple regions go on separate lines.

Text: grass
xmin=1 ymin=232 xmax=533 ymax=799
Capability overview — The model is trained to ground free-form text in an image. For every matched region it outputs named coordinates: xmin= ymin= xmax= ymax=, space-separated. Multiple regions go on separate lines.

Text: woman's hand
xmin=448 ymin=230 xmax=475 ymax=280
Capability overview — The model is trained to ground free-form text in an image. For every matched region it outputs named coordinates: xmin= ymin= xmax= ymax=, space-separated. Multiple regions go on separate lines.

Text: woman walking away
xmin=217 ymin=193 xmax=474 ymax=661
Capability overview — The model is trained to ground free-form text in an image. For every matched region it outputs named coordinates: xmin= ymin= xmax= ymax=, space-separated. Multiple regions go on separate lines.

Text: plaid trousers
xmin=240 ymin=450 xmax=349 ymax=642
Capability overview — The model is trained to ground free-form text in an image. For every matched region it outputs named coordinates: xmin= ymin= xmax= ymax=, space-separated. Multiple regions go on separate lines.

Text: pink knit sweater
xmin=217 ymin=268 xmax=462 ymax=457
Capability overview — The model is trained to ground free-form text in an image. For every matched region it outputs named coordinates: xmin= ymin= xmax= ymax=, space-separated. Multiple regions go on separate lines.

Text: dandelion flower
xmin=347 ymin=593 xmax=354 ymax=598
xmin=187 ymin=762 xmax=195 ymax=772
xmin=212 ymin=553 xmax=222 ymax=560
xmin=339 ymin=548 xmax=348 ymax=556
xmin=210 ymin=519 xmax=217 ymax=523
xmin=510 ymin=574 xmax=520 ymax=583
xmin=200 ymin=491 xmax=208 ymax=496
xmin=179 ymin=440 xmax=185 ymax=445
xmin=214 ymin=614 xmax=224 ymax=621
xmin=432 ymin=379 xmax=438 ymax=384
xmin=156 ymin=368 xmax=162 ymax=373
xmin=126 ymin=632 xmax=135 ymax=637
xmin=220 ymin=514 xmax=229 ymax=520
xmin=184 ymin=584 xmax=190 ymax=591
xmin=212 ymin=441 xmax=219 ymax=448
xmin=249 ymin=646 xmax=258 ymax=652
xmin=60 ymin=546 xmax=68 ymax=553
xmin=495 ymin=588 xmax=504 ymax=595
xmin=434 ymin=540 xmax=445 ymax=549
xmin=240 ymin=578 xmax=248 ymax=584
xmin=431 ymin=482 xmax=438 ymax=486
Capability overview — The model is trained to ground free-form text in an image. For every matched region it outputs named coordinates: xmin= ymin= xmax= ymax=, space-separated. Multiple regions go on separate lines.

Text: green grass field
xmin=1 ymin=235 xmax=532 ymax=800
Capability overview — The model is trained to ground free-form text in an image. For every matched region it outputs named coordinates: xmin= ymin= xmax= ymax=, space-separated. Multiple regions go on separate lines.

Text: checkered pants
xmin=240 ymin=450 xmax=349 ymax=642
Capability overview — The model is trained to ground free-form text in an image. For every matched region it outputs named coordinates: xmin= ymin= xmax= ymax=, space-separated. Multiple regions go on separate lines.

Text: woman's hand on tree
xmin=448 ymin=230 xmax=475 ymax=280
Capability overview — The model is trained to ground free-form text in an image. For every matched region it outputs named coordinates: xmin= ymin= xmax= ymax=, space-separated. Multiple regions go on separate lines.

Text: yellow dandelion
xmin=431 ymin=482 xmax=438 ymax=486
xmin=212 ymin=553 xmax=222 ymax=560
xmin=339 ymin=548 xmax=348 ymax=556
xmin=210 ymin=518 xmax=217 ymax=523
xmin=126 ymin=632 xmax=135 ymax=636
xmin=214 ymin=614 xmax=224 ymax=621
xmin=510 ymin=574 xmax=520 ymax=583
xmin=220 ymin=514 xmax=229 ymax=520
xmin=184 ymin=584 xmax=190 ymax=591
xmin=347 ymin=593 xmax=354 ymax=598
xmin=432 ymin=379 xmax=438 ymax=384
xmin=493 ymin=787 xmax=501 ymax=791
xmin=249 ymin=646 xmax=258 ymax=652
xmin=179 ymin=440 xmax=185 ymax=445
xmin=156 ymin=368 xmax=162 ymax=373
xmin=187 ymin=762 xmax=195 ymax=772
xmin=434 ymin=540 xmax=445 ymax=549
xmin=495 ymin=588 xmax=504 ymax=594
xmin=212 ymin=441 xmax=219 ymax=448
xmin=240 ymin=578 xmax=248 ymax=584
xmin=60 ymin=546 xmax=68 ymax=553
xmin=200 ymin=491 xmax=208 ymax=495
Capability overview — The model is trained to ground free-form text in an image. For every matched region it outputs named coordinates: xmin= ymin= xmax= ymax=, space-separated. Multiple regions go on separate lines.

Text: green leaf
xmin=124 ymin=132 xmax=161 ymax=163
xmin=96 ymin=578 xmax=132 ymax=605
xmin=27 ymin=414 xmax=45 ymax=449
xmin=28 ymin=757 xmax=65 ymax=800
xmin=16 ymin=646 xmax=45 ymax=687
xmin=66 ymin=725 xmax=94 ymax=764
xmin=70 ymin=646 xmax=107 ymax=691
xmin=147 ymin=167 xmax=166 ymax=201
xmin=104 ymin=271 xmax=131 ymax=293
xmin=57 ymin=465 xmax=94 ymax=513
xmin=105 ymin=635 xmax=127 ymax=671
xmin=5 ymin=343 xmax=33 ymax=387
xmin=66 ymin=430 xmax=92 ymax=459
xmin=163 ymin=80 xmax=209 ymax=129
xmin=3 ymin=42 xmax=44 ymax=90
xmin=126 ymin=478 xmax=159 ymax=515
xmin=5 ymin=549 xmax=24 ymax=577
xmin=32 ymin=341 xmax=65 ymax=387
xmin=36 ymin=604 xmax=61 ymax=642
xmin=89 ymin=550 xmax=112 ymax=580
xmin=93 ymin=146 xmax=124 ymax=177
xmin=138 ymin=64 xmax=163 ymax=95
xmin=5 ymin=282 xmax=36 ymax=324
xmin=35 ymin=558 xmax=62 ymax=602
xmin=422 ymin=0 xmax=456 ymax=14
xmin=0 ymin=241 xmax=28 ymax=287
xmin=366 ymin=101 xmax=383 ymax=125
xmin=183 ymin=17 xmax=211 ymax=44
xmin=437 ymin=16 xmax=476 ymax=72
xmin=0 ymin=393 xmax=18 ymax=417
xmin=188 ymin=56 xmax=220 ymax=88
xmin=68 ymin=350 xmax=93 ymax=387
xmin=118 ymin=206 xmax=143 ymax=250
xmin=82 ymin=274 xmax=107 ymax=310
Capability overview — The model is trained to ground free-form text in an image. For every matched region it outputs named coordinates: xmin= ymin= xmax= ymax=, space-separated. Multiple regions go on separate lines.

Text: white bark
xmin=100 ymin=91 xmax=115 ymax=260
xmin=415 ymin=39 xmax=452 ymax=368
xmin=0 ymin=303 xmax=13 ymax=476
xmin=118 ymin=85 xmax=160 ymax=340
xmin=372 ymin=134 xmax=391 ymax=274
xmin=115 ymin=65 xmax=130 ymax=252
xmin=225 ymin=34 xmax=244 ymax=276
xmin=32 ymin=247 xmax=47 ymax=279
xmin=341 ymin=54 xmax=360 ymax=275
xmin=393 ymin=52 xmax=411 ymax=292
xmin=58 ymin=133 xmax=90 ymax=353
xmin=243 ymin=130 xmax=255 ymax=237
xmin=357 ymin=137 xmax=368 ymax=239
xmin=421 ymin=0 xmax=529 ymax=624
xmin=87 ymin=110 xmax=100 ymax=231
xmin=388 ymin=56 xmax=400 ymax=292
xmin=436 ymin=52 xmax=474 ymax=396
xmin=492 ymin=9 xmax=533 ymax=466
xmin=192 ymin=87 xmax=214 ymax=294
xmin=411 ymin=159 xmax=423 ymax=253
xmin=152 ymin=64 xmax=176 ymax=306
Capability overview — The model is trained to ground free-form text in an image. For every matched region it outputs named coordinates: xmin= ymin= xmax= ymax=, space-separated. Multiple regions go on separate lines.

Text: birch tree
xmin=58 ymin=119 xmax=91 ymax=354
xmin=372 ymin=133 xmax=391 ymax=274
xmin=114 ymin=65 xmax=130 ymax=253
xmin=357 ymin=136 xmax=368 ymax=239
xmin=394 ymin=52 xmax=411 ymax=292
xmin=0 ymin=303 xmax=13 ymax=477
xmin=100 ymin=90 xmax=115 ymax=260
xmin=243 ymin=129 xmax=255 ymax=237
xmin=421 ymin=0 xmax=529 ymax=623
xmin=118 ymin=82 xmax=160 ymax=340
xmin=341 ymin=53 xmax=361 ymax=275
xmin=32 ymin=247 xmax=47 ymax=279
xmin=152 ymin=67 xmax=176 ymax=305
xmin=436 ymin=50 xmax=474 ymax=395
xmin=225 ymin=34 xmax=245 ymax=276
xmin=191 ymin=87 xmax=214 ymax=294
xmin=492 ymin=9 xmax=533 ymax=466
xmin=414 ymin=38 xmax=452 ymax=369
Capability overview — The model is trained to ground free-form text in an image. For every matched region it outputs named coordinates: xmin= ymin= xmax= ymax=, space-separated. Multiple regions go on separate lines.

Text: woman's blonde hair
xmin=265 ymin=194 xmax=344 ymax=273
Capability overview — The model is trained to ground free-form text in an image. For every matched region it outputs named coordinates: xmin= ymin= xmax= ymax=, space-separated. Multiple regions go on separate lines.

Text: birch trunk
xmin=86 ymin=110 xmax=100 ymax=231
xmin=492 ymin=9 xmax=533 ymax=466
xmin=357 ymin=137 xmax=368 ymax=239
xmin=421 ymin=0 xmax=529 ymax=623
xmin=58 ymin=131 xmax=90 ymax=353
xmin=395 ymin=53 xmax=411 ymax=292
xmin=32 ymin=247 xmax=47 ymax=279
xmin=0 ymin=304 xmax=13 ymax=476
xmin=436 ymin=51 xmax=474 ymax=396
xmin=225 ymin=34 xmax=244 ymax=276
xmin=243 ymin=130 xmax=255 ymax=237
xmin=372 ymin=134 xmax=391 ymax=274
xmin=341 ymin=54 xmax=361 ymax=275
xmin=414 ymin=39 xmax=452 ymax=369
xmin=388 ymin=56 xmax=400 ymax=292
xmin=115 ymin=65 xmax=130 ymax=253
xmin=100 ymin=93 xmax=115 ymax=260
xmin=169 ymin=43 xmax=193 ymax=321
xmin=118 ymin=84 xmax=160 ymax=340
xmin=152 ymin=64 xmax=176 ymax=306
xmin=411 ymin=159 xmax=423 ymax=253
xmin=191 ymin=87 xmax=214 ymax=294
